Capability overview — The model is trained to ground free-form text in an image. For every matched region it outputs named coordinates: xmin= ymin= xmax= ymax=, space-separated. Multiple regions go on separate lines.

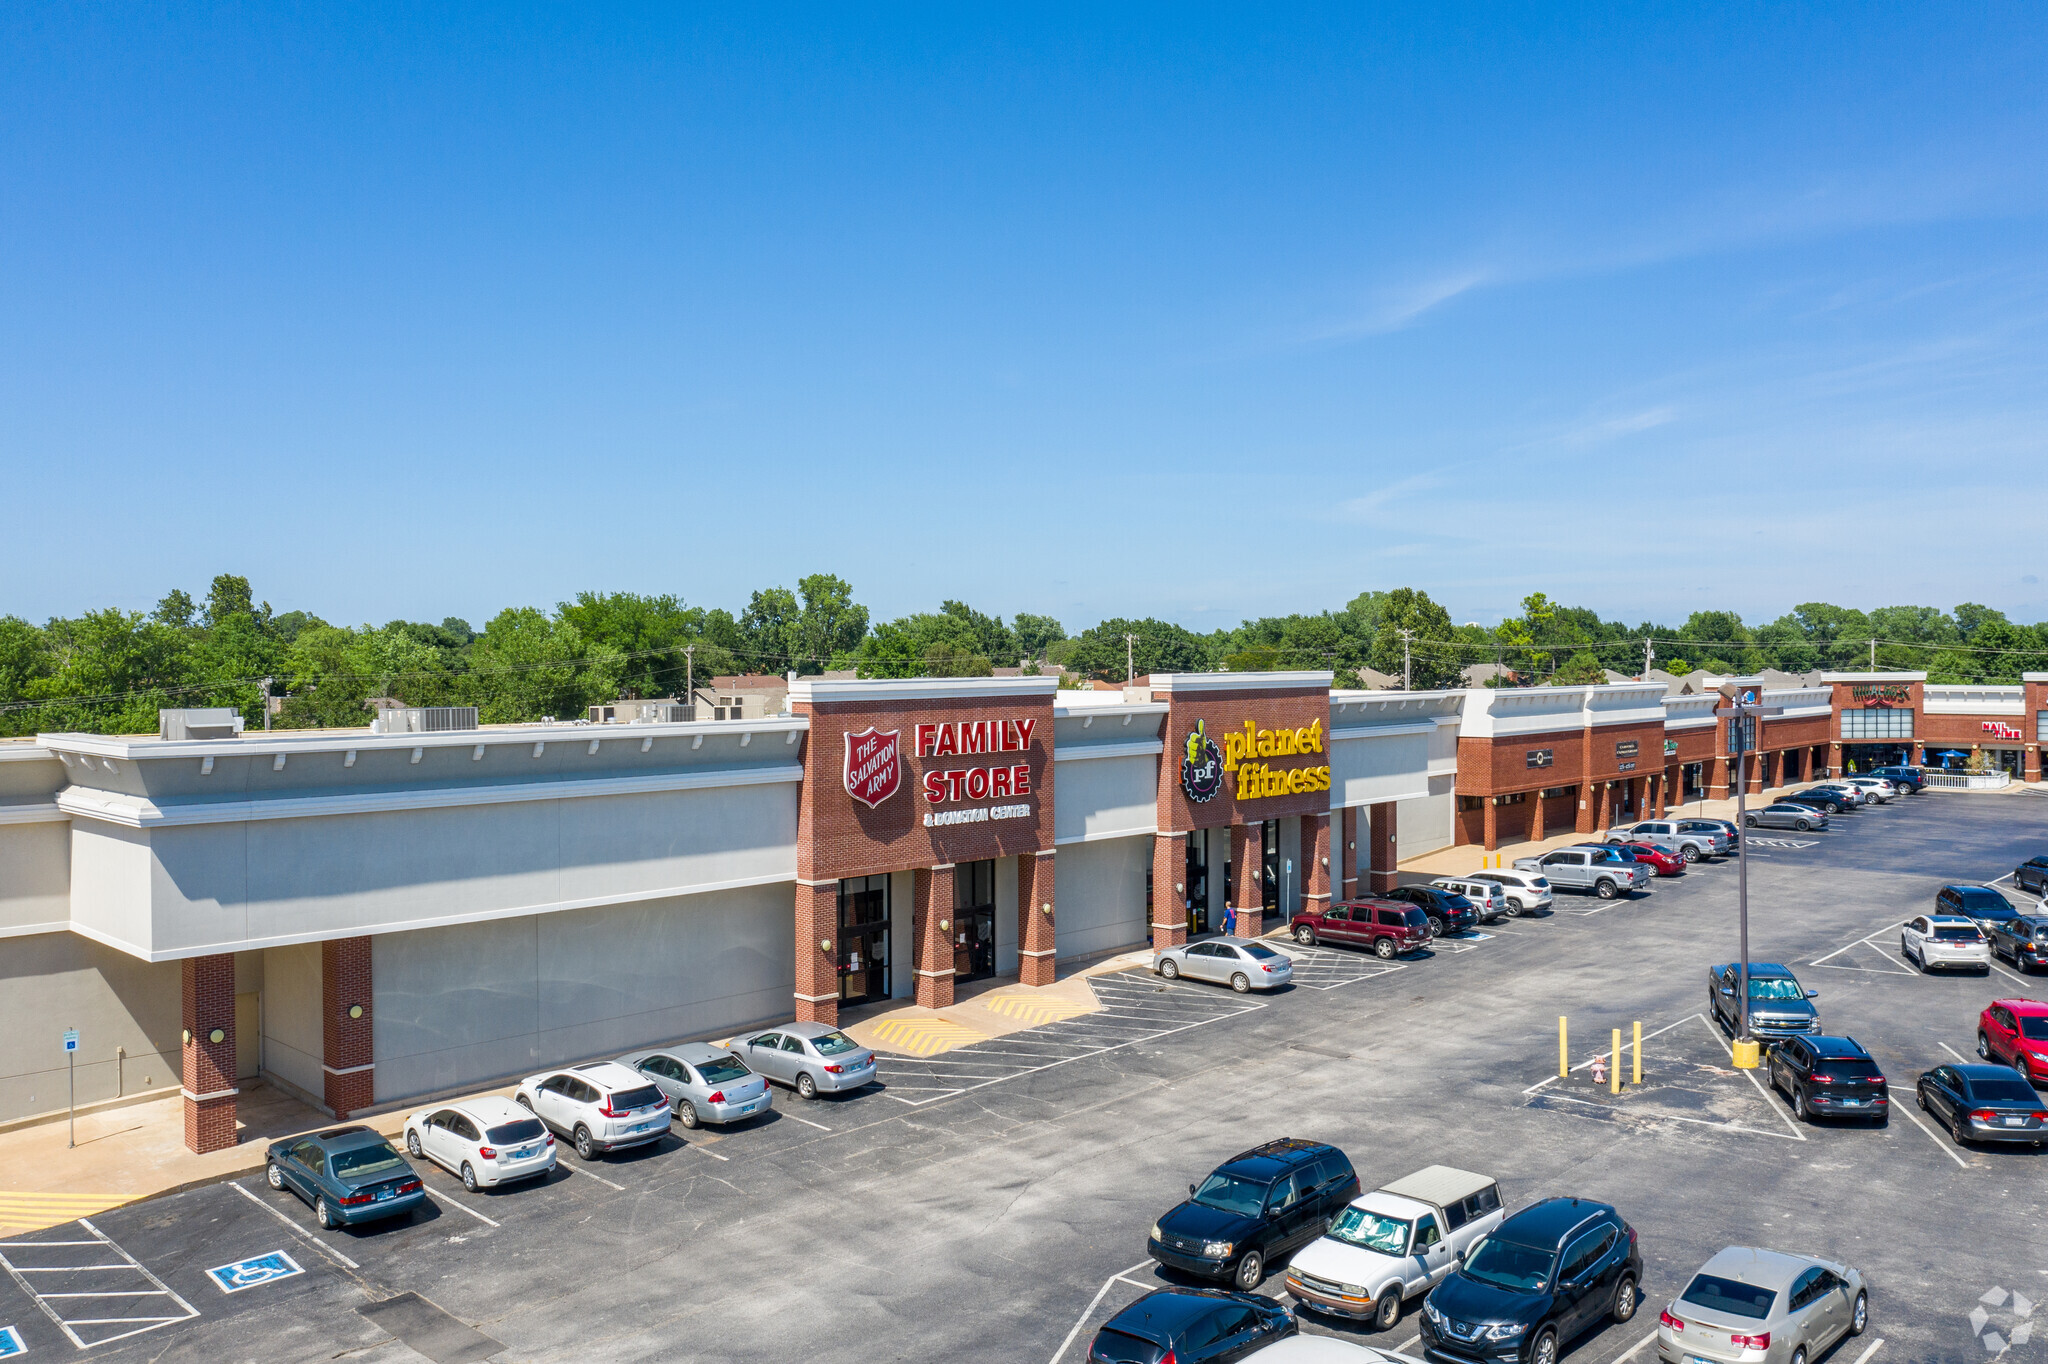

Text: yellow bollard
xmin=1559 ymin=1016 xmax=1568 ymax=1078
xmin=1633 ymin=1020 xmax=1642 ymax=1085
xmin=1732 ymin=1038 xmax=1760 ymax=1069
xmin=1611 ymin=1029 xmax=1622 ymax=1093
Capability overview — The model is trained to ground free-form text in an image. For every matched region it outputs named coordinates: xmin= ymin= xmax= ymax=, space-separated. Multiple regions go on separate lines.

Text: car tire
xmin=1951 ymin=1111 xmax=1968 ymax=1145
xmin=1373 ymin=1289 xmax=1401 ymax=1330
xmin=407 ymin=1130 xmax=423 ymax=1158
xmin=1426 ymin=915 xmax=1444 ymax=938
xmin=1682 ymin=846 xmax=1700 ymax=863
xmin=574 ymin=1125 xmax=596 ymax=1160
xmin=266 ymin=1160 xmax=284 ymax=1190
xmin=796 ymin=1072 xmax=818 ymax=1101
xmin=315 ymin=1196 xmax=334 ymax=1230
xmin=1850 ymin=1291 xmax=1869 ymax=1335
xmin=674 ymin=1100 xmax=699 ymax=1129
xmin=1528 ymin=1326 xmax=1559 ymax=1364
xmin=1230 ymin=972 xmax=1251 ymax=993
xmin=1793 ymin=1089 xmax=1810 ymax=1123
xmin=1796 ymin=820 xmax=1811 ymax=832
xmin=516 ymin=1094 xmax=534 ymax=1112
xmin=1374 ymin=937 xmax=1397 ymax=959
xmin=1791 ymin=1348 xmax=1807 ymax=1364
xmin=1979 ymin=1032 xmax=1991 ymax=1060
xmin=1612 ymin=1274 xmax=1638 ymax=1323
xmin=1233 ymin=1250 xmax=1264 ymax=1290
xmin=1595 ymin=879 xmax=1618 ymax=900
xmin=1295 ymin=925 xmax=1317 ymax=945
xmin=1505 ymin=900 xmax=1522 ymax=918
xmin=461 ymin=1162 xmax=478 ymax=1193
xmin=1744 ymin=815 xmax=1758 ymax=827
xmin=1159 ymin=959 xmax=1180 ymax=980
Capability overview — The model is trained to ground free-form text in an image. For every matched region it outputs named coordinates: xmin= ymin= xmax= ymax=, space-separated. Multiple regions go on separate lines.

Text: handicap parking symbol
xmin=206 ymin=1250 xmax=303 ymax=1294
xmin=0 ymin=1324 xmax=23 ymax=1357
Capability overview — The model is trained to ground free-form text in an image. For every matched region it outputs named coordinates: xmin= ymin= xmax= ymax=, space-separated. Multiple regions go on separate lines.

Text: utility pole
xmin=1869 ymin=637 xmax=1876 ymax=669
xmin=260 ymin=676 xmax=273 ymax=731
xmin=1716 ymin=683 xmax=1784 ymax=1070
xmin=1642 ymin=639 xmax=1654 ymax=680
xmin=685 ymin=645 xmax=695 ymax=701
xmin=1125 ymin=633 xmax=1137 ymax=685
xmin=1397 ymin=628 xmax=1414 ymax=690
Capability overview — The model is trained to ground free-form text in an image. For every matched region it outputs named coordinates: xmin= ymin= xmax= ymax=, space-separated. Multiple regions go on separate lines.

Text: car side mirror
xmin=1719 ymin=986 xmax=1734 ymax=996
xmin=1806 ymin=989 xmax=1819 ymax=999
xmin=1189 ymin=1183 xmax=1198 ymax=1198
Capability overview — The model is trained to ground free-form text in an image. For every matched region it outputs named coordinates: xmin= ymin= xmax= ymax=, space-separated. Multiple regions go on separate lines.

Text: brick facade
xmin=1228 ymin=822 xmax=1262 ymax=938
xmin=794 ymin=881 xmax=839 ymax=1023
xmin=1366 ymin=800 xmax=1398 ymax=894
xmin=321 ymin=936 xmax=375 ymax=1119
xmin=1301 ymin=813 xmax=1330 ymax=908
xmin=181 ymin=953 xmax=237 ymax=1154
xmin=911 ymin=865 xmax=956 ymax=1009
xmin=1151 ymin=832 xmax=1187 ymax=951
xmin=1017 ymin=851 xmax=1057 ymax=986
xmin=1339 ymin=807 xmax=1359 ymax=900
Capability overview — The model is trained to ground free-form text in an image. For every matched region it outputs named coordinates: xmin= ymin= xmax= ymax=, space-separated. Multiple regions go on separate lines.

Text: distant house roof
xmin=1461 ymin=663 xmax=1520 ymax=687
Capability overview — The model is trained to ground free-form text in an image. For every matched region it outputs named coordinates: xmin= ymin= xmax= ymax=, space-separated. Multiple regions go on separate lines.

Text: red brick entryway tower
xmin=181 ymin=954 xmax=237 ymax=1153
xmin=1151 ymin=673 xmax=1335 ymax=950
xmin=791 ymin=677 xmax=1060 ymax=1025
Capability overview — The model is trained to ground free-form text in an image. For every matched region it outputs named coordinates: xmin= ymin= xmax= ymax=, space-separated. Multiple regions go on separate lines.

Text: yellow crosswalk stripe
xmin=867 ymin=1017 xmax=987 ymax=1057
xmin=0 ymin=1191 xmax=136 ymax=1237
xmin=976 ymin=994 xmax=1094 ymax=1026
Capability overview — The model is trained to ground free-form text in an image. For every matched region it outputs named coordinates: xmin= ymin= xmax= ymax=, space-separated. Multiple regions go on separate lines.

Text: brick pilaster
xmin=1151 ymin=833 xmax=1187 ymax=950
xmin=1482 ymin=800 xmax=1498 ymax=851
xmin=1229 ymin=823 xmax=1263 ymax=938
xmin=1575 ymin=783 xmax=1595 ymax=834
xmin=321 ymin=937 xmax=375 ymax=1119
xmin=795 ymin=881 xmax=840 ymax=1024
xmin=1018 ymin=852 xmax=1057 ymax=986
xmin=1339 ymin=807 xmax=1359 ymax=901
xmin=1367 ymin=801 xmax=1399 ymax=894
xmin=1301 ymin=814 xmax=1330 ymax=909
xmin=1594 ymin=782 xmax=1611 ymax=833
xmin=181 ymin=954 xmax=237 ymax=1154
xmin=1530 ymin=788 xmax=1546 ymax=842
xmin=912 ymin=865 xmax=956 ymax=1009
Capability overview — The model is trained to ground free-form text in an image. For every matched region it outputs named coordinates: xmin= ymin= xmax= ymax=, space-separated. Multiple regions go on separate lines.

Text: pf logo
xmin=843 ymin=727 xmax=902 ymax=808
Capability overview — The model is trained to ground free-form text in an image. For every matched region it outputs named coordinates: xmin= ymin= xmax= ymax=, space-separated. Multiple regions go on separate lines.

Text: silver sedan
xmin=1154 ymin=938 xmax=1294 ymax=992
xmin=726 ymin=1021 xmax=878 ymax=1100
xmin=1744 ymin=803 xmax=1828 ymax=832
xmin=1655 ymin=1246 xmax=1867 ymax=1364
xmin=616 ymin=1042 xmax=774 ymax=1129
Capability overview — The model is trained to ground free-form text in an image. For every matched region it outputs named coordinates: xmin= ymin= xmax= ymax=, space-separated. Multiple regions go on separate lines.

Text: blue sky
xmin=4 ymin=4 xmax=2044 ymax=633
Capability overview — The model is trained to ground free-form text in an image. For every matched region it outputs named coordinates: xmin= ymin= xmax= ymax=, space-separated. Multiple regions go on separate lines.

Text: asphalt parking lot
xmin=2 ymin=791 xmax=2044 ymax=1364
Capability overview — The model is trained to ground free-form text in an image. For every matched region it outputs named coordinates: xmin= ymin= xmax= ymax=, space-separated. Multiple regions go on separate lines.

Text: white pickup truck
xmin=1514 ymin=846 xmax=1651 ymax=899
xmin=1284 ymin=1166 xmax=1506 ymax=1331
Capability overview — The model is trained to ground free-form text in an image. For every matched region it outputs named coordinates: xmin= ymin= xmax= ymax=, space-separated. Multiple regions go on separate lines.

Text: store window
xmin=1842 ymin=708 xmax=1913 ymax=740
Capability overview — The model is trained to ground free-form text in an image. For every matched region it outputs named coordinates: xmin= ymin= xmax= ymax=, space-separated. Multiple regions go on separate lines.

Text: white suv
xmin=1429 ymin=877 xmax=1509 ymax=923
xmin=1837 ymin=776 xmax=1895 ymax=804
xmin=1468 ymin=870 xmax=1553 ymax=916
xmin=514 ymin=1061 xmax=672 ymax=1159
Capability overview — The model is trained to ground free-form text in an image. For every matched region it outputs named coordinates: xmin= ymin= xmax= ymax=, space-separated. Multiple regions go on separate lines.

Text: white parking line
xmin=690 ymin=1144 xmax=731 ymax=1161
xmin=421 ymin=1188 xmax=500 ymax=1229
xmin=226 ymin=1181 xmax=360 ymax=1269
xmin=1396 ymin=1333 xmax=1419 ymax=1353
xmin=1896 ymin=1102 xmax=1969 ymax=1169
xmin=781 ymin=1113 xmax=832 ymax=1131
xmin=1938 ymin=1041 xmax=1968 ymax=1062
xmin=1611 ymin=1328 xmax=1659 ymax=1361
xmin=556 ymin=1161 xmax=626 ymax=1192
xmin=1522 ymin=1014 xmax=1702 ymax=1095
xmin=1050 ymin=1260 xmax=1155 ymax=1364
xmin=0 ymin=1218 xmax=202 ymax=1349
xmin=1848 ymin=1337 xmax=1885 ymax=1363
xmin=1699 ymin=1015 xmax=1806 ymax=1141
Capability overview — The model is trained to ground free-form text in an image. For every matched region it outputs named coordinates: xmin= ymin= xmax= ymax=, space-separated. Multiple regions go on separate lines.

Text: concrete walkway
xmin=837 ymin=946 xmax=1152 ymax=1057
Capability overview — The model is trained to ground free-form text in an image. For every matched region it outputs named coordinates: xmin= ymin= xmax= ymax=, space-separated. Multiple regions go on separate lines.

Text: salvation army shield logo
xmin=843 ymin=727 xmax=902 ymax=808
xmin=1180 ymin=720 xmax=1224 ymax=804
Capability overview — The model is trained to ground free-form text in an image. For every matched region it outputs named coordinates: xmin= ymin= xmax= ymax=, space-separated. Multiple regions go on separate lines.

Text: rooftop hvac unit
xmin=369 ymin=706 xmax=479 ymax=735
xmin=159 ymin=708 xmax=246 ymax=741
xmin=636 ymin=702 xmax=696 ymax=723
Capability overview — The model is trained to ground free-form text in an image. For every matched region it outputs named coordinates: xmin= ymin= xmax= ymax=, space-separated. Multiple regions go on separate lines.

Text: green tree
xmin=1013 ymin=613 xmax=1066 ymax=661
xmin=1368 ymin=588 xmax=1462 ymax=689
xmin=461 ymin=609 xmax=623 ymax=723
xmin=1065 ymin=618 xmax=1212 ymax=681
xmin=153 ymin=589 xmax=196 ymax=629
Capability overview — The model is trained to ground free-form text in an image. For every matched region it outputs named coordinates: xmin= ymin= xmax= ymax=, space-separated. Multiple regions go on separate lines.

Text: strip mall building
xmin=0 ymin=674 xmax=1462 ymax=1150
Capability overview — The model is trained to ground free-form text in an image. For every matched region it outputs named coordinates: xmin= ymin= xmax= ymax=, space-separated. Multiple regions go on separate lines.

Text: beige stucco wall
xmin=1053 ymin=834 xmax=1149 ymax=961
xmin=0 ymin=931 xmax=180 ymax=1124
xmin=261 ymin=942 xmax=324 ymax=1102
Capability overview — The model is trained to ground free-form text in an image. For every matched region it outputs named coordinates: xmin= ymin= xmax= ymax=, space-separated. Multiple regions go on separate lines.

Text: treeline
xmin=4 ymin=576 xmax=2044 ymax=737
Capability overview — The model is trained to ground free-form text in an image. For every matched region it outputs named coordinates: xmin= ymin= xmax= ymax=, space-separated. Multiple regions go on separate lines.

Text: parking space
xmin=8 ymin=790 xmax=2044 ymax=1362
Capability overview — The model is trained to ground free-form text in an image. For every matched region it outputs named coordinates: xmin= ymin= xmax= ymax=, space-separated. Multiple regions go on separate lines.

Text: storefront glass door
xmin=954 ymin=860 xmax=997 ymax=983
xmin=1261 ymin=820 xmax=1280 ymax=914
xmin=1185 ymin=831 xmax=1210 ymax=937
xmin=837 ymin=875 xmax=890 ymax=1005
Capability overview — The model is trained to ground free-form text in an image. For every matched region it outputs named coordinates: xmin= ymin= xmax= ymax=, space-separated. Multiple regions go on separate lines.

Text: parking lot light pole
xmin=1716 ymin=684 xmax=1784 ymax=1068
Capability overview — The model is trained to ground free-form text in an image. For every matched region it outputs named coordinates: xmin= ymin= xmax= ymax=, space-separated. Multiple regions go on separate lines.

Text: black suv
xmin=1766 ymin=1034 xmax=1889 ymax=1125
xmin=1990 ymin=914 xmax=2048 ymax=972
xmin=1385 ymin=885 xmax=1479 ymax=937
xmin=1708 ymin=962 xmax=1820 ymax=1042
xmin=1148 ymin=1138 xmax=1361 ymax=1290
xmin=1869 ymin=764 xmax=1924 ymax=794
xmin=1779 ymin=789 xmax=1851 ymax=815
xmin=1938 ymin=885 xmax=2025 ymax=938
xmin=1088 ymin=1287 xmax=1294 ymax=1364
xmin=1419 ymin=1196 xmax=1642 ymax=1364
xmin=2014 ymin=856 xmax=2048 ymax=897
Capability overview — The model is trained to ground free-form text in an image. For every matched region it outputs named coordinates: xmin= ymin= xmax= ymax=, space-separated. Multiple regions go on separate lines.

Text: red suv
xmin=1606 ymin=841 xmax=1687 ymax=877
xmin=1979 ymin=999 xmax=2048 ymax=1083
xmin=1290 ymin=899 xmax=1431 ymax=959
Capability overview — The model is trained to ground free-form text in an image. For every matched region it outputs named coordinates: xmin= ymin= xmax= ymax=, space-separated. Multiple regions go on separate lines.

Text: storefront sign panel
xmin=1851 ymin=684 xmax=1912 ymax=707
xmin=842 ymin=728 xmax=902 ymax=808
xmin=1158 ymin=687 xmax=1332 ymax=830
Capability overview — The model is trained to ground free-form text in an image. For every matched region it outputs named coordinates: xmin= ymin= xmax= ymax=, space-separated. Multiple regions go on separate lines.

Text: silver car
xmin=726 ymin=1021 xmax=878 ymax=1100
xmin=1154 ymin=938 xmax=1295 ymax=992
xmin=1430 ymin=877 xmax=1509 ymax=923
xmin=1901 ymin=914 xmax=1991 ymax=974
xmin=1837 ymin=776 xmax=1894 ymax=803
xmin=617 ymin=1043 xmax=774 ymax=1129
xmin=1804 ymin=782 xmax=1863 ymax=807
xmin=1470 ymin=870 xmax=1553 ymax=915
xmin=1744 ymin=803 xmax=1827 ymax=833
xmin=1655 ymin=1245 xmax=1867 ymax=1364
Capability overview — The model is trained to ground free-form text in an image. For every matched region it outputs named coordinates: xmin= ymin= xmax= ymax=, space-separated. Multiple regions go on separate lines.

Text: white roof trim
xmin=1820 ymin=672 xmax=1927 ymax=683
xmin=37 ymin=717 xmax=808 ymax=761
xmin=1329 ymin=722 xmax=1437 ymax=741
xmin=1150 ymin=671 xmax=1333 ymax=694
xmin=0 ymin=745 xmax=56 ymax=763
xmin=788 ymin=676 xmax=1058 ymax=704
xmin=0 ymin=801 xmax=66 ymax=826
xmin=56 ymin=762 xmax=803 ymax=829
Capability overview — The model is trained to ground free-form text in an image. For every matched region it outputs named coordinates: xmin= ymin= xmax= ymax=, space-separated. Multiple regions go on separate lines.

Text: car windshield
xmin=811 ymin=1031 xmax=862 ymax=1056
xmin=329 ymin=1144 xmax=405 ymax=1179
xmin=1747 ymin=977 xmax=1805 ymax=1000
xmin=1462 ymin=1237 xmax=1552 ymax=1293
xmin=1240 ymin=942 xmax=1283 ymax=960
xmin=1969 ymin=1077 xmax=2041 ymax=1104
xmin=1327 ymin=1207 xmax=1412 ymax=1255
xmin=484 ymin=1118 xmax=546 ymax=1144
xmin=1959 ymin=888 xmax=2015 ymax=912
xmin=1191 ymin=1172 xmax=1271 ymax=1217
xmin=696 ymin=1055 xmax=751 ymax=1082
xmin=2020 ymin=1017 xmax=2048 ymax=1041
xmin=1933 ymin=925 xmax=1984 ymax=942
xmin=1681 ymin=1273 xmax=1776 ymax=1321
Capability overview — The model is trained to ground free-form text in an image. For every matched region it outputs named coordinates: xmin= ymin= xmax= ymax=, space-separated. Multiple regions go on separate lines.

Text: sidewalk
xmin=1397 ymin=785 xmax=1804 ymax=878
xmin=837 ymin=946 xmax=1152 ymax=1057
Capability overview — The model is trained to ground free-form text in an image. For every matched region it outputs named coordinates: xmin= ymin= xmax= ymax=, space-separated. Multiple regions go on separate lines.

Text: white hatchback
xmin=514 ymin=1061 xmax=674 ymax=1159
xmin=405 ymin=1094 xmax=555 ymax=1190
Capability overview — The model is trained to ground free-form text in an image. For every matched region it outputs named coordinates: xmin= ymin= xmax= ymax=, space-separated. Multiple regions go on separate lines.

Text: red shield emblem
xmin=843 ymin=727 xmax=902 ymax=809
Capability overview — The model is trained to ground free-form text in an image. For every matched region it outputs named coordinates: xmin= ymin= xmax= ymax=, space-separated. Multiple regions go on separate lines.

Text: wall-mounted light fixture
xmin=347 ymin=1004 xmax=364 ymax=1020
xmin=939 ymin=919 xmax=951 ymax=932
xmin=208 ymin=1028 xmax=225 ymax=1044
xmin=1040 ymin=903 xmax=1053 ymax=916
xmin=819 ymin=938 xmax=833 ymax=953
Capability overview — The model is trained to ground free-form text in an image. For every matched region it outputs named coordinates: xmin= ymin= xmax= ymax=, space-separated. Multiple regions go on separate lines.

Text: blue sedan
xmin=264 ymin=1125 xmax=426 ymax=1229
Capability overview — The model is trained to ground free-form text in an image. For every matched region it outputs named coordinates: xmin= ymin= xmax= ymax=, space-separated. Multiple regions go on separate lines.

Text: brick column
xmin=1366 ymin=801 xmax=1398 ymax=893
xmin=1229 ymin=823 xmax=1263 ymax=938
xmin=1710 ymin=755 xmax=1730 ymax=798
xmin=1595 ymin=782 xmax=1612 ymax=833
xmin=1301 ymin=814 xmax=1331 ymax=910
xmin=1481 ymin=799 xmax=1498 ymax=851
xmin=1151 ymin=833 xmax=1187 ymax=950
xmin=181 ymin=954 xmax=237 ymax=1154
xmin=1574 ymin=783 xmax=1595 ymax=834
xmin=2027 ymin=747 xmax=2041 ymax=783
xmin=1018 ymin=851 xmax=1057 ymax=985
xmin=1529 ymin=789 xmax=1545 ymax=843
xmin=1339 ymin=807 xmax=1359 ymax=900
xmin=321 ymin=937 xmax=375 ymax=1119
xmin=794 ymin=881 xmax=840 ymax=1024
xmin=912 ymin=865 xmax=956 ymax=1009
